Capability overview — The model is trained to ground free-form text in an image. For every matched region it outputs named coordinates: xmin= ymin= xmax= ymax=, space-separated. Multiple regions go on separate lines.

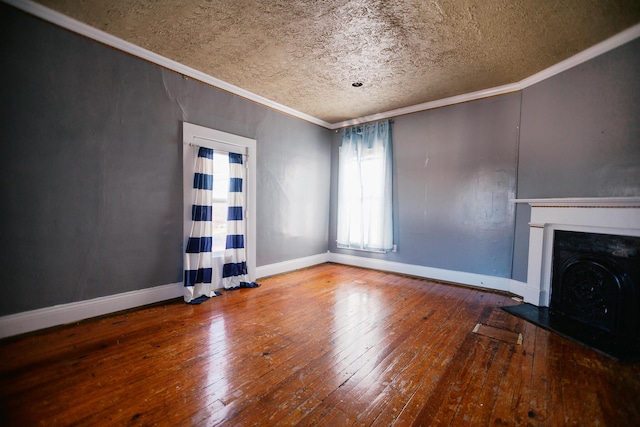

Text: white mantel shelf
xmin=511 ymin=197 xmax=640 ymax=207
xmin=512 ymin=197 xmax=640 ymax=307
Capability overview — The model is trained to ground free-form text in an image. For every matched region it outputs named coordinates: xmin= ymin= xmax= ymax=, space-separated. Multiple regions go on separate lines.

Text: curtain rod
xmin=188 ymin=139 xmax=248 ymax=156
xmin=334 ymin=119 xmax=395 ymax=132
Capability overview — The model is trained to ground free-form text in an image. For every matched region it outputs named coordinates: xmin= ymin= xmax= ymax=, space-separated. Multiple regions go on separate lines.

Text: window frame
xmin=182 ymin=122 xmax=257 ymax=282
xmin=337 ymin=122 xmax=395 ymax=253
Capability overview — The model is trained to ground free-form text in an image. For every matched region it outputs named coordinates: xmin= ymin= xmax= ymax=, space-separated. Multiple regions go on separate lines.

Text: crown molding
xmin=519 ymin=22 xmax=640 ymax=89
xmin=4 ymin=0 xmax=640 ymax=131
xmin=329 ymin=83 xmax=521 ymax=129
xmin=333 ymin=21 xmax=640 ymax=129
xmin=3 ymin=0 xmax=333 ymax=129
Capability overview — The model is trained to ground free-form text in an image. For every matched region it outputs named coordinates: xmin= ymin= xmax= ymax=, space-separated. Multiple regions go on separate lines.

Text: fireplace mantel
xmin=513 ymin=197 xmax=640 ymax=208
xmin=512 ymin=197 xmax=640 ymax=306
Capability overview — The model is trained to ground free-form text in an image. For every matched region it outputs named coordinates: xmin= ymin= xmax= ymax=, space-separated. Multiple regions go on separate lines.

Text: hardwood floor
xmin=1 ymin=263 xmax=639 ymax=426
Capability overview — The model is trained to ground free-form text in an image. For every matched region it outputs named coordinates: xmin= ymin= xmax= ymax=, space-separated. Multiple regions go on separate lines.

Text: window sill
xmin=336 ymin=244 xmax=397 ymax=254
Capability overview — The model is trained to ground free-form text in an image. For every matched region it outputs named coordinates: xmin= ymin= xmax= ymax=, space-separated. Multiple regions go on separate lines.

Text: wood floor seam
xmin=1 ymin=264 xmax=638 ymax=426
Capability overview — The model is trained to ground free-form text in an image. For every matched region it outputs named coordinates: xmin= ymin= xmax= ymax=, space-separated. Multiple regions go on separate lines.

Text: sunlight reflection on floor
xmin=332 ymin=283 xmax=385 ymax=375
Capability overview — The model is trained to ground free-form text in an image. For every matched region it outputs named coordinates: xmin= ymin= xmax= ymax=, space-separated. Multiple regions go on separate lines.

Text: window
xmin=182 ymin=122 xmax=256 ymax=283
xmin=337 ymin=120 xmax=394 ymax=252
xmin=210 ymin=151 xmax=229 ymax=254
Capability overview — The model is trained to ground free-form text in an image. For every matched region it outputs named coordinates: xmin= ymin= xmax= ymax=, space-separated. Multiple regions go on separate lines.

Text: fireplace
xmin=512 ymin=197 xmax=640 ymax=307
xmin=506 ymin=197 xmax=640 ymax=360
xmin=551 ymin=230 xmax=640 ymax=342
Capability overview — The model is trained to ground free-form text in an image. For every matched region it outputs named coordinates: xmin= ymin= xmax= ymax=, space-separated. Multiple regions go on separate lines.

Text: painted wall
xmin=328 ymin=37 xmax=640 ymax=285
xmin=0 ymin=4 xmax=331 ymax=317
xmin=1 ymin=2 xmax=638 ymax=319
xmin=329 ymin=93 xmax=521 ymax=278
xmin=511 ymin=37 xmax=640 ymax=281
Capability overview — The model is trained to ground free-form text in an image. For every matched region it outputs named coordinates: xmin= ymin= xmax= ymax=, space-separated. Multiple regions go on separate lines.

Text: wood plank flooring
xmin=1 ymin=263 xmax=639 ymax=426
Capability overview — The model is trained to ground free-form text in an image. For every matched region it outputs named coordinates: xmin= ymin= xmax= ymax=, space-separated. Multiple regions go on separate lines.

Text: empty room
xmin=1 ymin=0 xmax=640 ymax=425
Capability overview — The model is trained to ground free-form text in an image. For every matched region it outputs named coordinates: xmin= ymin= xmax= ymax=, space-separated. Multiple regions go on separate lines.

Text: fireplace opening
xmin=550 ymin=230 xmax=640 ymax=343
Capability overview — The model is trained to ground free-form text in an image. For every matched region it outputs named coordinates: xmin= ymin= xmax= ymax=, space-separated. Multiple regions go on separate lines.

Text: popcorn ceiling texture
xmin=36 ymin=0 xmax=640 ymax=124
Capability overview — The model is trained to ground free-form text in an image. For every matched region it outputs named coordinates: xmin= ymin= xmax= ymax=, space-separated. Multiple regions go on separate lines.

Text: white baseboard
xmin=328 ymin=252 xmax=515 ymax=294
xmin=508 ymin=279 xmax=535 ymax=303
xmin=0 ymin=282 xmax=183 ymax=339
xmin=256 ymin=252 xmax=330 ymax=279
xmin=513 ymin=286 xmax=547 ymax=307
xmin=257 ymin=251 xmax=526 ymax=298
xmin=0 ymin=254 xmax=528 ymax=339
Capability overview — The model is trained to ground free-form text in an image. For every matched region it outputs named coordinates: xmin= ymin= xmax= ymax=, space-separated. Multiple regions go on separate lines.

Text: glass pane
xmin=212 ymin=202 xmax=228 ymax=252
xmin=212 ymin=152 xmax=229 ymax=200
xmin=212 ymin=152 xmax=229 ymax=253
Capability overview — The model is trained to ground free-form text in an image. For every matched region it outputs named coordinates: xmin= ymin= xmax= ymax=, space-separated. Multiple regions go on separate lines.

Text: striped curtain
xmin=184 ymin=147 xmax=220 ymax=304
xmin=222 ymin=152 xmax=249 ymax=289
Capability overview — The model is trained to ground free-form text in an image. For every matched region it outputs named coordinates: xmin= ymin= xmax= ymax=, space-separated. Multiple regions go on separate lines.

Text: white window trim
xmin=182 ymin=122 xmax=257 ymax=282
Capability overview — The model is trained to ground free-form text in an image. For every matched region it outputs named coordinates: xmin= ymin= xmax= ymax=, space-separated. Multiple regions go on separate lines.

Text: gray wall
xmin=255 ymin=112 xmax=331 ymax=265
xmin=329 ymin=36 xmax=640 ymax=284
xmin=0 ymin=4 xmax=331 ymax=316
xmin=329 ymin=93 xmax=521 ymax=278
xmin=512 ymin=37 xmax=640 ymax=281
xmin=2 ymin=2 xmax=638 ymax=317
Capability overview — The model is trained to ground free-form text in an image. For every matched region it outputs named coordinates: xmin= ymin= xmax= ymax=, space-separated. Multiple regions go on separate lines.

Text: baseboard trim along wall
xmin=256 ymin=252 xmax=331 ymax=279
xmin=257 ymin=252 xmax=524 ymax=297
xmin=1 ymin=253 xmax=527 ymax=339
xmin=0 ymin=282 xmax=183 ymax=339
xmin=507 ymin=279 xmax=541 ymax=305
xmin=327 ymin=253 xmax=514 ymax=294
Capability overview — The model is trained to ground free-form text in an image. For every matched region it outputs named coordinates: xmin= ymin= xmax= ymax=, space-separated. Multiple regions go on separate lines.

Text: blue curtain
xmin=184 ymin=147 xmax=219 ymax=303
xmin=222 ymin=152 xmax=249 ymax=289
xmin=337 ymin=119 xmax=394 ymax=252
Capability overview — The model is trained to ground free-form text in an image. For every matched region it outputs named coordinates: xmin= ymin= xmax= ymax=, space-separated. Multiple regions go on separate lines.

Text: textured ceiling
xmin=34 ymin=0 xmax=640 ymax=124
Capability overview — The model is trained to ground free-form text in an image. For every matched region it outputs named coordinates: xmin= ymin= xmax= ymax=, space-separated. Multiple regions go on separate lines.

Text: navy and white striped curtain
xmin=222 ymin=153 xmax=249 ymax=289
xmin=184 ymin=147 xmax=219 ymax=303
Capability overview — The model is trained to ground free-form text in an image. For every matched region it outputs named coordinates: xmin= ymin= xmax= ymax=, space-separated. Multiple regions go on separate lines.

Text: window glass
xmin=211 ymin=152 xmax=229 ymax=253
xmin=337 ymin=120 xmax=394 ymax=252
